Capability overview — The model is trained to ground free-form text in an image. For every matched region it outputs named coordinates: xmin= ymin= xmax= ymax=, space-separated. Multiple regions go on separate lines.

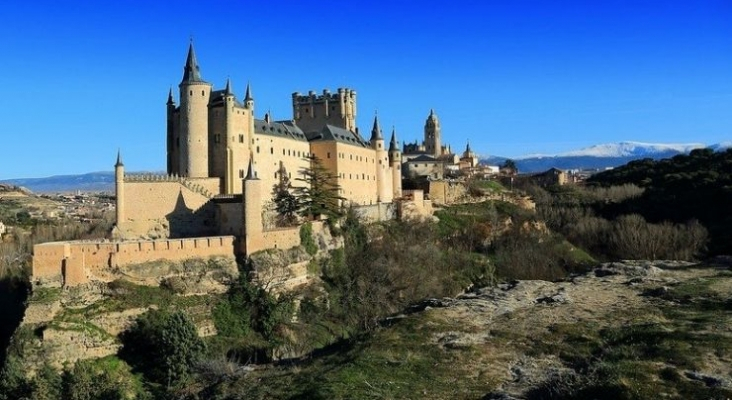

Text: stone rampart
xmin=429 ymin=180 xmax=468 ymax=205
xmin=354 ymin=202 xmax=396 ymax=222
xmin=118 ymin=177 xmax=221 ymax=239
xmin=32 ymin=236 xmax=236 ymax=287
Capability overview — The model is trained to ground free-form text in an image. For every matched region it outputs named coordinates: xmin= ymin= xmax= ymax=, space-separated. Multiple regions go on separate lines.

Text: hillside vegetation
xmin=586 ymin=148 xmax=732 ymax=255
xmin=0 ymin=161 xmax=727 ymax=399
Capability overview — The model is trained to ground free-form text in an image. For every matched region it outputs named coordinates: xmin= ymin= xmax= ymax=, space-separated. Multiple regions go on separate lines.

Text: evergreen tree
xmin=120 ymin=310 xmax=205 ymax=389
xmin=271 ymin=163 xmax=300 ymax=227
xmin=294 ymin=155 xmax=345 ymax=220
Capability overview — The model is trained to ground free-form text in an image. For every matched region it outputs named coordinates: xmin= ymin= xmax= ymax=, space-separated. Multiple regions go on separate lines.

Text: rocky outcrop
xmin=8 ymin=255 xmax=238 ymax=375
xmin=409 ymin=260 xmax=728 ymax=398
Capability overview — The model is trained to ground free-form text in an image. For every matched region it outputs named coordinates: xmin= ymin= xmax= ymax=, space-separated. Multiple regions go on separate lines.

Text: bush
xmin=300 ymin=222 xmax=318 ymax=256
xmin=62 ymin=357 xmax=151 ymax=400
xmin=120 ymin=310 xmax=205 ymax=388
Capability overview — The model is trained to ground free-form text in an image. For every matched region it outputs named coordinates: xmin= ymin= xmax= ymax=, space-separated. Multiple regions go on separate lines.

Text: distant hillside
xmin=0 ymin=171 xmax=130 ymax=193
xmin=481 ymin=141 xmax=729 ymax=173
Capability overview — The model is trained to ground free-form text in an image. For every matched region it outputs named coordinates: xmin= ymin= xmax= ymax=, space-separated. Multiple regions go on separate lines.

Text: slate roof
xmin=305 ymin=125 xmax=370 ymax=148
xmin=254 ymin=120 xmax=309 ymax=142
xmin=407 ymin=154 xmax=439 ymax=163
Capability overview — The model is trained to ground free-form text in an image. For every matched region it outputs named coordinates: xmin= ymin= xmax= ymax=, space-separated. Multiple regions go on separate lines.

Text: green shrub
xmin=300 ymin=222 xmax=318 ymax=256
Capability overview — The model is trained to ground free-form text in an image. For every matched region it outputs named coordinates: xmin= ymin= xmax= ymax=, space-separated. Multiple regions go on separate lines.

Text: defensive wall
xmin=117 ymin=175 xmax=221 ymax=239
xmin=429 ymin=180 xmax=468 ymax=205
xmin=32 ymin=236 xmax=236 ymax=287
xmin=354 ymin=202 xmax=396 ymax=222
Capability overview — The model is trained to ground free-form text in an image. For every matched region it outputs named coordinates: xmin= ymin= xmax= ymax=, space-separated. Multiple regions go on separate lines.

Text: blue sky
xmin=1 ymin=0 xmax=730 ymax=179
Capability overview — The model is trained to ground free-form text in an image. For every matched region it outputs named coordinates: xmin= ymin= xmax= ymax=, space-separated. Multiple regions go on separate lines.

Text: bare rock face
xmin=419 ymin=260 xmax=731 ymax=398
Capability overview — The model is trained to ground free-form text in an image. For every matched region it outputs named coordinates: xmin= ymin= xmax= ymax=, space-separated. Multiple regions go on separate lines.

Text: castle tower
xmin=242 ymin=156 xmax=263 ymax=254
xmin=291 ymin=88 xmax=357 ymax=133
xmin=370 ymin=113 xmax=390 ymax=202
xmin=424 ymin=109 xmax=442 ymax=157
xmin=178 ymin=42 xmax=212 ymax=178
xmin=166 ymin=88 xmax=178 ymax=175
xmin=114 ymin=150 xmax=124 ymax=226
xmin=221 ymin=78 xmax=237 ymax=193
xmin=244 ymin=82 xmax=254 ymax=110
xmin=388 ymin=128 xmax=402 ymax=198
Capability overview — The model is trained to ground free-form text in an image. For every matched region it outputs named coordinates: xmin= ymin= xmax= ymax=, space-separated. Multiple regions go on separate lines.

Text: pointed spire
xmin=245 ymin=155 xmax=258 ymax=180
xmin=115 ymin=149 xmax=124 ymax=167
xmin=167 ymin=87 xmax=174 ymax=105
xmin=389 ymin=127 xmax=398 ymax=152
xmin=429 ymin=108 xmax=434 ymax=117
xmin=370 ymin=112 xmax=383 ymax=141
xmin=244 ymin=82 xmax=253 ymax=102
xmin=224 ymin=78 xmax=232 ymax=95
xmin=466 ymin=140 xmax=472 ymax=153
xmin=181 ymin=41 xmax=204 ymax=84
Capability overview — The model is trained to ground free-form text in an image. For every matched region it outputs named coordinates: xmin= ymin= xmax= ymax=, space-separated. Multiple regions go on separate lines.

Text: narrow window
xmin=256 ymin=146 xmax=260 ymax=153
xmin=239 ymin=169 xmax=244 ymax=178
xmin=270 ymin=148 xmax=274 ymax=154
xmin=239 ymin=134 xmax=244 ymax=143
xmin=327 ymin=152 xmax=331 ymax=158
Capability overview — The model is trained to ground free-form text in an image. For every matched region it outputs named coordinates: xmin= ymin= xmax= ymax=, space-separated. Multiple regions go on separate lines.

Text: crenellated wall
xmin=32 ymin=236 xmax=236 ymax=287
xmin=118 ymin=176 xmax=221 ymax=239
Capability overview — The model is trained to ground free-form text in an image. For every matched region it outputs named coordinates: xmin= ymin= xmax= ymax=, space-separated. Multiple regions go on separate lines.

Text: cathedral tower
xmin=424 ymin=109 xmax=441 ymax=157
xmin=178 ymin=42 xmax=212 ymax=178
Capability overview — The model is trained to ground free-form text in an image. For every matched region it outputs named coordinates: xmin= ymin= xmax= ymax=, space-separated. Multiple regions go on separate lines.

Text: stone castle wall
xmin=32 ymin=236 xmax=236 ymax=287
xmin=355 ymin=202 xmax=396 ymax=222
xmin=429 ymin=180 xmax=468 ymax=205
xmin=118 ymin=177 xmax=221 ymax=239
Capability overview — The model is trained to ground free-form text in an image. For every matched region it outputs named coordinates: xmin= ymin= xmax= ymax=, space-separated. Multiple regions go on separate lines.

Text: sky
xmin=0 ymin=0 xmax=731 ymax=179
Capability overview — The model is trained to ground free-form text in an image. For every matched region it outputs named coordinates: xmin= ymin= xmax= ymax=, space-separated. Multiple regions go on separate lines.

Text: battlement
xmin=291 ymin=88 xmax=356 ymax=104
xmin=124 ymin=173 xmax=217 ymax=199
xmin=32 ymin=236 xmax=237 ymax=287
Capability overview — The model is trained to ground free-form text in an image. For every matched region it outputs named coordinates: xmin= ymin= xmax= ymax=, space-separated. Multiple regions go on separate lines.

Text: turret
xmin=178 ymin=41 xmax=212 ymax=178
xmin=389 ymin=128 xmax=402 ymax=198
xmin=244 ymin=82 xmax=254 ymax=110
xmin=370 ymin=113 xmax=384 ymax=150
xmin=114 ymin=150 xmax=125 ymax=227
xmin=242 ymin=155 xmax=263 ymax=253
xmin=166 ymin=88 xmax=178 ymax=175
xmin=370 ymin=113 xmax=389 ymax=202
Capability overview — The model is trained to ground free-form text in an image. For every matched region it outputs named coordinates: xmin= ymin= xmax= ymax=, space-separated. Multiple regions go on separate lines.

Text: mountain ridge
xmin=1 ymin=142 xmax=729 ymax=192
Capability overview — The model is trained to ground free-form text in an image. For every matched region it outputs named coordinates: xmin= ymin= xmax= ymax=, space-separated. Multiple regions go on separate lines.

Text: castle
xmin=31 ymin=42 xmax=444 ymax=287
xmin=109 ymin=42 xmax=411 ymax=247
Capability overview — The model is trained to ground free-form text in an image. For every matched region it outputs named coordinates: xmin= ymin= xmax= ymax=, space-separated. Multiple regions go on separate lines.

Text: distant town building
xmin=531 ymin=167 xmax=569 ymax=187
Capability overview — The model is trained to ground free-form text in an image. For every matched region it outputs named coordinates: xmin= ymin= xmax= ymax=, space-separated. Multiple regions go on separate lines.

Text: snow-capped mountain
xmin=551 ymin=141 xmax=705 ymax=158
xmin=481 ymin=142 xmax=730 ymax=173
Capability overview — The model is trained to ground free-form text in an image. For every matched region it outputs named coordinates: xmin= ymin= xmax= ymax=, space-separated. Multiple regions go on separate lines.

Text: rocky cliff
xmin=6 ymin=254 xmax=238 ymax=373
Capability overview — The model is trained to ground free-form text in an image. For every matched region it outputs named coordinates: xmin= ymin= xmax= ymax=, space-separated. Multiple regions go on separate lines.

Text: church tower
xmin=388 ymin=128 xmax=402 ymax=198
xmin=424 ymin=109 xmax=442 ymax=157
xmin=178 ymin=42 xmax=212 ymax=178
